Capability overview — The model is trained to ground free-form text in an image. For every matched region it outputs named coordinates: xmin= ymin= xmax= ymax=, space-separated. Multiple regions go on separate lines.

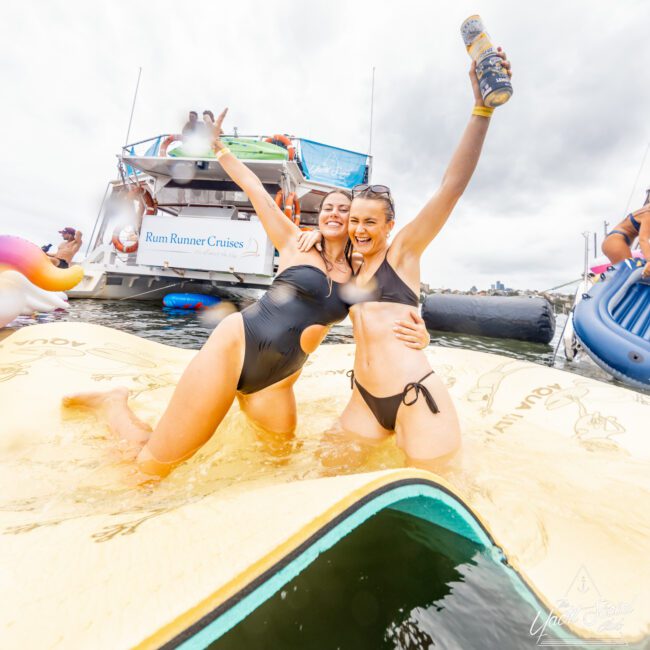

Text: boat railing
xmin=121 ymin=133 xmax=296 ymax=160
xmin=121 ymin=134 xmax=372 ymax=190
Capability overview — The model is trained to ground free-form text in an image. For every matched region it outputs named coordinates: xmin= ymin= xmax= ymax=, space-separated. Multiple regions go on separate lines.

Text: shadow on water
xmin=210 ymin=509 xmax=638 ymax=650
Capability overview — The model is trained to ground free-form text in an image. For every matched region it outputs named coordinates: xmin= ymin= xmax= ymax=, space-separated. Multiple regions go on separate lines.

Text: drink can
xmin=461 ymin=15 xmax=512 ymax=108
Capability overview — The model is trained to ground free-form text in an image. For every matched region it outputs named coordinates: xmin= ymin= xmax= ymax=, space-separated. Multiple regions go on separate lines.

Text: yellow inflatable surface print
xmin=0 ymin=322 xmax=649 ymax=649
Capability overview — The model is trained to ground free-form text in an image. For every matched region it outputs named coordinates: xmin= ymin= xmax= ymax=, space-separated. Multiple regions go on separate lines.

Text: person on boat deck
xmin=181 ymin=111 xmax=199 ymax=137
xmin=602 ymin=204 xmax=650 ymax=277
xmin=310 ymin=49 xmax=512 ymax=473
xmin=62 ymin=108 xmax=431 ymax=479
xmin=47 ymin=227 xmax=82 ymax=269
xmin=202 ymin=110 xmax=215 ymax=129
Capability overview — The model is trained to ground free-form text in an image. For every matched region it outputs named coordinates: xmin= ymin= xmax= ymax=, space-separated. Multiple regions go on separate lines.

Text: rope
xmin=117 ymin=282 xmax=182 ymax=301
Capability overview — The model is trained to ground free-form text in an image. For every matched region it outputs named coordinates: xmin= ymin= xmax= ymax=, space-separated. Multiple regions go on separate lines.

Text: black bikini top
xmin=268 ymin=264 xmax=349 ymax=325
xmin=354 ymin=256 xmax=419 ymax=307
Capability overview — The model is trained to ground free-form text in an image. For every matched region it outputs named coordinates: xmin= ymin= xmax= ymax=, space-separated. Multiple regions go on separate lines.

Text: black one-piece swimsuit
xmin=237 ymin=265 xmax=349 ymax=394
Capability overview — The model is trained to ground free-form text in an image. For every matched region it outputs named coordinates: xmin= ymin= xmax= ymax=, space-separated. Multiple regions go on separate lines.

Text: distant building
xmin=469 ymin=285 xmax=478 ymax=294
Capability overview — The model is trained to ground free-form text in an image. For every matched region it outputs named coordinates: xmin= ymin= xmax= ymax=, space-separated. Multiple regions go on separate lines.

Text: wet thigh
xmin=394 ymin=374 xmax=461 ymax=465
xmin=237 ymin=372 xmax=299 ymax=436
xmin=146 ymin=313 xmax=245 ymax=463
xmin=318 ymin=394 xmax=390 ymax=473
xmin=339 ymin=387 xmax=393 ymax=442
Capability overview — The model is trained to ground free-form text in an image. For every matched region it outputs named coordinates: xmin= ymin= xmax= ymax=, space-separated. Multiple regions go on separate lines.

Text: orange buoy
xmin=111 ymin=186 xmax=157 ymax=254
xmin=264 ymin=134 xmax=295 ymax=161
xmin=160 ymin=134 xmax=182 ymax=157
xmin=111 ymin=225 xmax=140 ymax=254
xmin=284 ymin=192 xmax=301 ymax=225
xmin=274 ymin=191 xmax=301 ymax=225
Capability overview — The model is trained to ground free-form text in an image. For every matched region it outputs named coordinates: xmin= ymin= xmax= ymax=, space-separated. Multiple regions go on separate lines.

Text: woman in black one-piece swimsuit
xmin=63 ymin=109 xmax=430 ymax=478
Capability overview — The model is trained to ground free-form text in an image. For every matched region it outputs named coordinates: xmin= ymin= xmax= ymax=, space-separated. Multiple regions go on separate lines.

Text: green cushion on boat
xmin=168 ymin=137 xmax=289 ymax=160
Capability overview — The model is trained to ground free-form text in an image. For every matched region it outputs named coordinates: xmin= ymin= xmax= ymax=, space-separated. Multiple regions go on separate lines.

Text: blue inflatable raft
xmin=573 ymin=257 xmax=650 ymax=388
xmin=162 ymin=293 xmax=220 ymax=310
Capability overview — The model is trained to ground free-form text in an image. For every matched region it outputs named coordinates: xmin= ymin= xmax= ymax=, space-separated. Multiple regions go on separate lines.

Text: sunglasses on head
xmin=352 ymin=184 xmax=391 ymax=198
xmin=352 ymin=184 xmax=395 ymax=212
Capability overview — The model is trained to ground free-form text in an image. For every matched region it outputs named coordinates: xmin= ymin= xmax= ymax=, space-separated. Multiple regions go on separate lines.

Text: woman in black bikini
xmin=602 ymin=204 xmax=650 ymax=277
xmin=63 ymin=110 xmax=429 ymax=478
xmin=336 ymin=51 xmax=512 ymax=470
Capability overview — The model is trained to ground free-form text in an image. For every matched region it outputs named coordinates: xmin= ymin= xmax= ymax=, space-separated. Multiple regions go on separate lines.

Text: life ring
xmin=128 ymin=185 xmax=157 ymax=216
xmin=160 ymin=134 xmax=182 ymax=157
xmin=274 ymin=191 xmax=301 ymax=226
xmin=264 ymin=134 xmax=295 ymax=161
xmin=284 ymin=192 xmax=301 ymax=225
xmin=111 ymin=224 xmax=139 ymax=254
xmin=111 ymin=186 xmax=156 ymax=254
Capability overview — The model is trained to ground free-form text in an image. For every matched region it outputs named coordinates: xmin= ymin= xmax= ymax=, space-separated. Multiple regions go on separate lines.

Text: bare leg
xmin=395 ymin=374 xmax=461 ymax=472
xmin=318 ymin=390 xmax=390 ymax=473
xmin=237 ymin=371 xmax=300 ymax=458
xmin=63 ymin=387 xmax=151 ymax=443
xmin=237 ymin=370 xmax=300 ymax=436
xmin=63 ymin=313 xmax=245 ymax=477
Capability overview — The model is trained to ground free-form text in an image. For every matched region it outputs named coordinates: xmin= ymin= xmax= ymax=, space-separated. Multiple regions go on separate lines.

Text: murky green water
xmin=210 ymin=509 xmax=641 ymax=650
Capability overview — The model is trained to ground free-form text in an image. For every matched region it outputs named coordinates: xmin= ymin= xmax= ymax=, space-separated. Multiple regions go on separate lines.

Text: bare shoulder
xmin=386 ymin=239 xmax=419 ymax=270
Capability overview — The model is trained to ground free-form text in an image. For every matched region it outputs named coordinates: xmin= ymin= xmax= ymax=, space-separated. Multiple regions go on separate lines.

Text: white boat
xmin=69 ymin=133 xmax=371 ymax=301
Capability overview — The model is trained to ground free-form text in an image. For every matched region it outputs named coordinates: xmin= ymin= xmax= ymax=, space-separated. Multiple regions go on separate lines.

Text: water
xmin=0 ymin=298 xmax=629 ymax=388
xmin=211 ymin=509 xmax=644 ymax=650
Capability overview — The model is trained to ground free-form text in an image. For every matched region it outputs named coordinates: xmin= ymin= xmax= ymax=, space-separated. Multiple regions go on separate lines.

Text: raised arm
xmin=393 ymin=51 xmax=511 ymax=259
xmin=636 ymin=207 xmax=650 ymax=277
xmin=211 ymin=109 xmax=299 ymax=252
xmin=71 ymin=230 xmax=83 ymax=256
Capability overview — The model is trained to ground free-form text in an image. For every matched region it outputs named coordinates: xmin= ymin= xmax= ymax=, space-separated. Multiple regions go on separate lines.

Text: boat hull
xmin=67 ymin=265 xmax=265 ymax=302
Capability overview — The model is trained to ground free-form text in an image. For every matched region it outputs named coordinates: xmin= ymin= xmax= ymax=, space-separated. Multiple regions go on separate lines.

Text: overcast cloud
xmin=1 ymin=0 xmax=649 ymax=291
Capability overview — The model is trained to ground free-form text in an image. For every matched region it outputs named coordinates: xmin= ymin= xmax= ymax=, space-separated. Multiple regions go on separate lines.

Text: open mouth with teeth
xmin=354 ymin=235 xmax=371 ymax=245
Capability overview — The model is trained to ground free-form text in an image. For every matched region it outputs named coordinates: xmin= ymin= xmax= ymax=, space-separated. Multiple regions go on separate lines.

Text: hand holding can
xmin=461 ymin=15 xmax=513 ymax=108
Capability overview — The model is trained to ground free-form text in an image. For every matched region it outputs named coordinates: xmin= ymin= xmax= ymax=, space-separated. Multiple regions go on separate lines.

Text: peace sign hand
xmin=212 ymin=108 xmax=228 ymax=151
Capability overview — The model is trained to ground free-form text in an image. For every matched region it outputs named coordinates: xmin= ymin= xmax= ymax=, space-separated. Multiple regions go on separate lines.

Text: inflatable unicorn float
xmin=0 ymin=236 xmax=84 ymax=327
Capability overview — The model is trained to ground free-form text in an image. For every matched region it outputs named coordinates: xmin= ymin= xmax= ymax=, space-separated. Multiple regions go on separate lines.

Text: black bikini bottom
xmin=347 ymin=369 xmax=440 ymax=431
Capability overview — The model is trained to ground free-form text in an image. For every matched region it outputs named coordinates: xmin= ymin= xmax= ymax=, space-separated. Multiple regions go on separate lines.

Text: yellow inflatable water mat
xmin=0 ymin=322 xmax=648 ymax=648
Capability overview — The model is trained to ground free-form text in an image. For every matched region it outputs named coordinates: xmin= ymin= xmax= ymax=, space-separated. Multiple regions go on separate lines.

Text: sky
xmin=1 ymin=0 xmax=649 ymax=291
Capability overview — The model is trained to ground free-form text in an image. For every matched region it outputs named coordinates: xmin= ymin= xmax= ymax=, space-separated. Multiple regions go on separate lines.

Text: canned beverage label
xmin=467 ymin=32 xmax=496 ymax=62
xmin=477 ymin=54 xmax=513 ymax=107
xmin=461 ymin=14 xmax=512 ymax=108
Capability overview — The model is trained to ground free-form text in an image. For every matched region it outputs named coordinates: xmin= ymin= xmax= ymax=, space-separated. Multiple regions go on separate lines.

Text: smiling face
xmin=349 ymin=197 xmax=394 ymax=255
xmin=318 ymin=192 xmax=352 ymax=242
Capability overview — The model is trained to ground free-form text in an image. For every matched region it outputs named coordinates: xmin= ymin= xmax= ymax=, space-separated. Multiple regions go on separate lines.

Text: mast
xmin=368 ymin=66 xmax=376 ymax=156
xmin=124 ymin=67 xmax=142 ymax=146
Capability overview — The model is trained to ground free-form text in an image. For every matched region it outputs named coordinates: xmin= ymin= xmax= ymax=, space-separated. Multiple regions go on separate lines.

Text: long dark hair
xmin=317 ymin=189 xmax=353 ymax=271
